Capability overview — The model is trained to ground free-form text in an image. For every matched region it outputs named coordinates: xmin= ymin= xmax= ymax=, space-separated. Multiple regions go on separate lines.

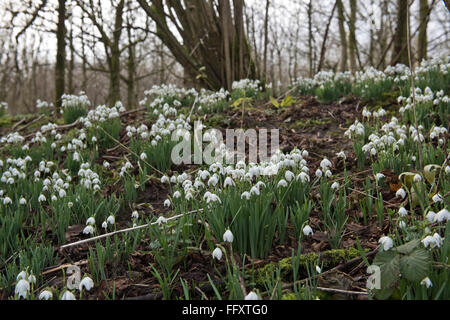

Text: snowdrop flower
xmin=164 ymin=199 xmax=171 ymax=207
xmin=420 ymin=277 xmax=433 ymax=289
xmin=161 ymin=175 xmax=169 ymax=184
xmin=86 ymin=217 xmax=95 ymax=225
xmin=223 ymin=229 xmax=234 ymax=243
xmin=435 ymin=208 xmax=449 ymax=223
xmin=277 ymin=179 xmax=288 ymax=188
xmin=320 ymin=158 xmax=332 ymax=170
xmin=60 ymin=290 xmax=76 ymax=300
xmin=3 ymin=196 xmax=12 ymax=205
xmin=223 ymin=177 xmax=235 ymax=188
xmin=155 ymin=216 xmax=167 ymax=226
xmin=303 ymin=225 xmax=313 ymax=236
xmin=331 ymin=182 xmax=340 ymax=190
xmin=39 ymin=290 xmax=53 ymax=300
xmin=83 ymin=225 xmax=94 ymax=235
xmin=103 ymin=161 xmax=110 ymax=169
xmin=285 ymin=170 xmax=295 ymax=182
xmin=297 ymin=172 xmax=310 ymax=183
xmin=315 ymin=266 xmax=322 ymax=274
xmin=421 ymin=233 xmax=443 ymax=249
xmin=325 ymin=170 xmax=332 ymax=178
xmin=413 ymin=174 xmax=422 ymax=183
xmin=241 ymin=191 xmax=251 ymax=200
xmin=79 ymin=276 xmax=94 ymax=292
xmin=378 ymin=236 xmax=394 ymax=251
xmin=140 ymin=152 xmax=147 ymax=160
xmin=375 ymin=173 xmax=385 ymax=181
xmin=131 ymin=210 xmax=139 ymax=219
xmin=102 ymin=221 xmax=108 ymax=229
xmin=398 ymin=221 xmax=406 ymax=229
xmin=38 ymin=194 xmax=46 ymax=202
xmin=432 ymin=193 xmax=443 ymax=204
xmin=17 ymin=271 xmax=27 ymax=281
xmin=107 ymin=215 xmax=115 ymax=225
xmin=250 ymin=186 xmax=260 ymax=196
xmin=426 ymin=211 xmax=436 ymax=223
xmin=212 ymin=247 xmax=223 ymax=260
xmin=396 ymin=188 xmax=406 ymax=199
xmin=244 ymin=291 xmax=259 ymax=300
xmin=15 ymin=279 xmax=30 ymax=299
xmin=336 ymin=151 xmax=346 ymax=160
xmin=398 ymin=207 xmax=408 ymax=217
xmin=173 ymin=191 xmax=181 ymax=199
xmin=315 ymin=169 xmax=322 ymax=178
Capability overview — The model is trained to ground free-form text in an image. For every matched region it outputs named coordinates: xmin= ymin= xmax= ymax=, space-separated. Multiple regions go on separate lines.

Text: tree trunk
xmin=392 ymin=0 xmax=409 ymax=65
xmin=137 ymin=0 xmax=257 ymax=90
xmin=348 ymin=0 xmax=357 ymax=72
xmin=417 ymin=0 xmax=429 ymax=62
xmin=109 ymin=0 xmax=125 ymax=105
xmin=337 ymin=0 xmax=348 ymax=71
xmin=307 ymin=1 xmax=313 ymax=77
xmin=55 ymin=0 xmax=66 ymax=110
xmin=263 ymin=0 xmax=270 ymax=80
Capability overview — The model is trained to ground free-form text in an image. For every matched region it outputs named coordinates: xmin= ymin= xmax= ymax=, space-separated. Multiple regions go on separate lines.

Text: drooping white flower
xmin=102 ymin=221 xmax=108 ymax=229
xmin=155 ymin=216 xmax=167 ymax=226
xmin=315 ymin=266 xmax=322 ymax=274
xmin=19 ymin=197 xmax=27 ymax=205
xmin=331 ymin=182 xmax=340 ymax=190
xmin=375 ymin=173 xmax=385 ymax=181
xmin=15 ymin=279 xmax=30 ymax=299
xmin=320 ymin=158 xmax=332 ymax=170
xmin=426 ymin=211 xmax=436 ymax=223
xmin=131 ymin=210 xmax=139 ymax=219
xmin=398 ymin=221 xmax=406 ymax=229
xmin=413 ymin=174 xmax=422 ymax=183
xmin=3 ymin=196 xmax=12 ymax=205
xmin=79 ymin=276 xmax=94 ymax=292
xmin=60 ymin=290 xmax=76 ymax=300
xmin=303 ymin=225 xmax=313 ymax=236
xmin=315 ymin=169 xmax=322 ymax=178
xmin=140 ymin=152 xmax=147 ymax=160
xmin=163 ymin=199 xmax=171 ymax=207
xmin=173 ymin=191 xmax=181 ymax=198
xmin=83 ymin=225 xmax=94 ymax=235
xmin=86 ymin=217 xmax=95 ymax=225
xmin=396 ymin=188 xmax=406 ymax=199
xmin=245 ymin=291 xmax=259 ymax=300
xmin=223 ymin=229 xmax=234 ymax=243
xmin=336 ymin=151 xmax=346 ymax=160
xmin=160 ymin=175 xmax=169 ymax=184
xmin=212 ymin=247 xmax=223 ymax=260
xmin=378 ymin=236 xmax=394 ymax=251
xmin=39 ymin=290 xmax=53 ymax=300
xmin=277 ymin=179 xmax=288 ymax=188
xmin=420 ymin=277 xmax=433 ymax=288
xmin=38 ymin=194 xmax=46 ymax=202
xmin=435 ymin=208 xmax=450 ymax=223
xmin=432 ymin=193 xmax=443 ymax=204
xmin=241 ymin=191 xmax=251 ymax=200
xmin=398 ymin=207 xmax=408 ymax=217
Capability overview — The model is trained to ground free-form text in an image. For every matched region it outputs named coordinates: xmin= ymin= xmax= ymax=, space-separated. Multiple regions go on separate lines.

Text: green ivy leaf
xmin=399 ymin=248 xmax=429 ymax=282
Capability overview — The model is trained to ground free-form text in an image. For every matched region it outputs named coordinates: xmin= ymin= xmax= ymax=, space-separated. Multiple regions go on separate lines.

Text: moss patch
xmin=253 ymin=247 xmax=362 ymax=288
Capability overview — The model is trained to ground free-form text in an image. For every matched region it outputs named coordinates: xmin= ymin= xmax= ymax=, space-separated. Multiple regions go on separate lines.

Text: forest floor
xmin=0 ymin=92 xmax=409 ymax=300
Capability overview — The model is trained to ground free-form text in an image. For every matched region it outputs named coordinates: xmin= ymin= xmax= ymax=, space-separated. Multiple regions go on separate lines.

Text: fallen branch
xmin=59 ymin=209 xmax=202 ymax=249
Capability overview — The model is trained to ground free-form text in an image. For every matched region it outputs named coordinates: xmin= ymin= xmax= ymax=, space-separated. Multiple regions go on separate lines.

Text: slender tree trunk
xmin=68 ymin=19 xmax=74 ymax=94
xmin=109 ymin=0 xmax=125 ymax=105
xmin=263 ymin=0 xmax=270 ymax=80
xmin=337 ymin=0 xmax=348 ymax=71
xmin=307 ymin=1 xmax=313 ymax=77
xmin=417 ymin=0 xmax=429 ymax=62
xmin=392 ymin=0 xmax=409 ymax=65
xmin=348 ymin=0 xmax=357 ymax=72
xmin=55 ymin=0 xmax=66 ymax=110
